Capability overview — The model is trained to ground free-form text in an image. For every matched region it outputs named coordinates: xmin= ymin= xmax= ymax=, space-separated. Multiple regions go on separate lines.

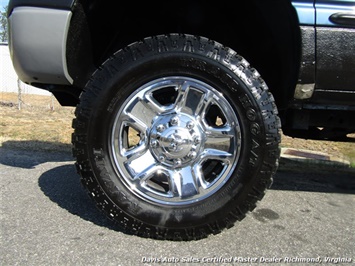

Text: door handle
xmin=330 ymin=12 xmax=355 ymax=26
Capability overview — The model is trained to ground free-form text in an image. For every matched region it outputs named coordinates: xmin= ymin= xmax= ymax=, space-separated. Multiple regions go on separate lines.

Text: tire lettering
xmin=246 ymin=108 xmax=257 ymax=121
xmin=250 ymin=123 xmax=260 ymax=136
xmin=219 ymin=73 xmax=239 ymax=91
xmin=180 ymin=58 xmax=207 ymax=72
xmin=249 ymin=148 xmax=259 ymax=167
xmin=194 ymin=60 xmax=207 ymax=71
xmin=107 ymin=95 xmax=120 ymax=112
xmin=252 ymin=139 xmax=260 ymax=149
xmin=206 ymin=64 xmax=221 ymax=78
xmin=239 ymin=94 xmax=252 ymax=108
xmin=129 ymin=46 xmax=144 ymax=61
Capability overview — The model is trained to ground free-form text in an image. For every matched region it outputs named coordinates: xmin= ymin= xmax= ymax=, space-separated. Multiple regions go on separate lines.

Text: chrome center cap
xmin=160 ymin=128 xmax=192 ymax=158
xmin=149 ymin=114 xmax=203 ymax=168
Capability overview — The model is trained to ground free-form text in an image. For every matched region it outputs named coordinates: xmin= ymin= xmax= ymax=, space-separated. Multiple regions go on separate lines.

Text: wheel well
xmin=70 ymin=0 xmax=301 ymax=111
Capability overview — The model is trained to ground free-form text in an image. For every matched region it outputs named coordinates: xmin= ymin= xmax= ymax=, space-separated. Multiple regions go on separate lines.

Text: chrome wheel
xmin=111 ymin=76 xmax=241 ymax=206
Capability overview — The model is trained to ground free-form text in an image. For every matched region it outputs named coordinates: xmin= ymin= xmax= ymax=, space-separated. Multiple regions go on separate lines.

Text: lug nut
xmin=170 ymin=116 xmax=179 ymax=126
xmin=159 ymin=154 xmax=166 ymax=162
xmin=157 ymin=124 xmax=165 ymax=133
xmin=186 ymin=121 xmax=194 ymax=129
xmin=170 ymin=142 xmax=177 ymax=149
xmin=151 ymin=140 xmax=159 ymax=148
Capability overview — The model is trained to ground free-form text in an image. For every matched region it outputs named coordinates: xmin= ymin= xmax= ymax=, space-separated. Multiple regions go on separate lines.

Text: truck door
xmin=314 ymin=0 xmax=355 ymax=105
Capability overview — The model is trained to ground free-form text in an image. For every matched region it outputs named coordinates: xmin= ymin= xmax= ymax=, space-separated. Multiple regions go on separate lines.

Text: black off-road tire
xmin=72 ymin=34 xmax=281 ymax=241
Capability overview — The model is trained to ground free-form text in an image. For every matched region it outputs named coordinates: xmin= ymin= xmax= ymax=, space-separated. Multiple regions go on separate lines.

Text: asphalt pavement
xmin=1 ymin=146 xmax=354 ymax=265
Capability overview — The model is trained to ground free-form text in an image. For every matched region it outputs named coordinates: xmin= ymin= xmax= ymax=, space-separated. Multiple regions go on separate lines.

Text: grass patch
xmin=1 ymin=93 xmax=74 ymax=152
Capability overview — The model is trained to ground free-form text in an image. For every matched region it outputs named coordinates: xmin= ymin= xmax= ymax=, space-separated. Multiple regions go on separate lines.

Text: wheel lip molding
xmin=8 ymin=7 xmax=73 ymax=85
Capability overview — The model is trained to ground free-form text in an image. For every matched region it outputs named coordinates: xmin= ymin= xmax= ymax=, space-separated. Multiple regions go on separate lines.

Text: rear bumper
xmin=8 ymin=6 xmax=73 ymax=85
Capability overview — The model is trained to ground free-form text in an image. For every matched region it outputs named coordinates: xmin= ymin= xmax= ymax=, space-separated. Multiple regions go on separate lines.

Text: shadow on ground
xmin=1 ymin=140 xmax=354 ymax=232
xmin=38 ymin=164 xmax=120 ymax=232
xmin=36 ymin=163 xmax=355 ymax=232
xmin=272 ymin=169 xmax=355 ymax=194
xmin=0 ymin=140 xmax=72 ymax=168
xmin=0 ymin=140 xmax=120 ymax=232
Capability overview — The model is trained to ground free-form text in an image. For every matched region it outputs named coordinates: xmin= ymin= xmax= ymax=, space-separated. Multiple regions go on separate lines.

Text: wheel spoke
xmin=121 ymin=114 xmax=148 ymax=135
xmin=204 ymin=125 xmax=235 ymax=153
xmin=200 ymin=148 xmax=233 ymax=164
xmin=195 ymin=91 xmax=214 ymax=117
xmin=124 ymin=95 xmax=159 ymax=130
xmin=125 ymin=150 xmax=157 ymax=177
xmin=170 ymin=166 xmax=199 ymax=199
xmin=121 ymin=143 xmax=147 ymax=160
xmin=175 ymin=81 xmax=209 ymax=116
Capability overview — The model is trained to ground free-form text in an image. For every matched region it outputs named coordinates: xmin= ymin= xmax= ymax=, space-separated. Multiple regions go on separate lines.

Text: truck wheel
xmin=72 ymin=34 xmax=281 ymax=240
